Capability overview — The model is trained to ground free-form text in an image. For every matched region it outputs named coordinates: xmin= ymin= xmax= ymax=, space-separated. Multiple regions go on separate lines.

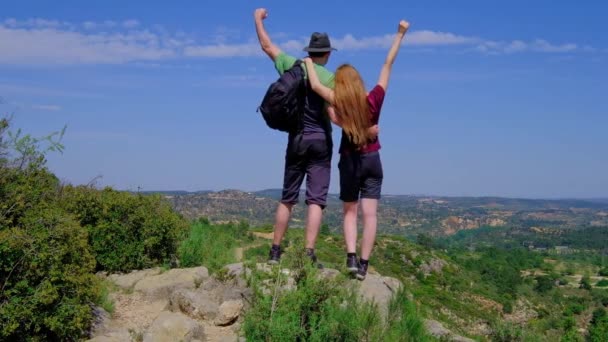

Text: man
xmin=254 ymin=8 xmax=336 ymax=266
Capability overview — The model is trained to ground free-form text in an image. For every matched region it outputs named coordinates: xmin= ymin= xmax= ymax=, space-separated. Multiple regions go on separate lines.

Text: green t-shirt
xmin=274 ymin=53 xmax=335 ymax=89
xmin=274 ymin=52 xmax=335 ymax=134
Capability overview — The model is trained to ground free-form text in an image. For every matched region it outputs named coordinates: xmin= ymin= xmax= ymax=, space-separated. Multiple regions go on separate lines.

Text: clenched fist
xmin=254 ymin=8 xmax=268 ymax=21
xmin=398 ymin=20 xmax=410 ymax=34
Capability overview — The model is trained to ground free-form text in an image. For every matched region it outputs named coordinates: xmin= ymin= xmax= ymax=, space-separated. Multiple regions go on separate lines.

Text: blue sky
xmin=1 ymin=0 xmax=607 ymax=198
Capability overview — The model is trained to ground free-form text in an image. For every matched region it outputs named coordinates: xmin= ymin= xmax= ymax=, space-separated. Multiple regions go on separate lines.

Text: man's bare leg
xmin=273 ymin=202 xmax=293 ymax=245
xmin=305 ymin=204 xmax=323 ymax=249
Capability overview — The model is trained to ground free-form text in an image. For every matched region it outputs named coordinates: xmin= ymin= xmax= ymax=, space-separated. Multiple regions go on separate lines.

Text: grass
xmin=97 ymin=280 xmax=116 ymax=314
xmin=173 ymin=221 xmax=605 ymax=341
xmin=242 ymin=240 xmax=434 ymax=342
xmin=178 ymin=221 xmax=253 ymax=273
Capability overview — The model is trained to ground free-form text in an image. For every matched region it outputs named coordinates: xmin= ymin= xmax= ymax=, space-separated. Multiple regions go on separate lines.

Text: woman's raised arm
xmin=304 ymin=57 xmax=335 ymax=104
xmin=377 ymin=20 xmax=409 ymax=91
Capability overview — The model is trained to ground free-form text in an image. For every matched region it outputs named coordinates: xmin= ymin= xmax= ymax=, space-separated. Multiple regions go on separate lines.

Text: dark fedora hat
xmin=303 ymin=32 xmax=337 ymax=52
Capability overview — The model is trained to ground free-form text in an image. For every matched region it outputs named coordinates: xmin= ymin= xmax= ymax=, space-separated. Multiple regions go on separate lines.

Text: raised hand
xmin=398 ymin=20 xmax=410 ymax=34
xmin=254 ymin=8 xmax=269 ymax=21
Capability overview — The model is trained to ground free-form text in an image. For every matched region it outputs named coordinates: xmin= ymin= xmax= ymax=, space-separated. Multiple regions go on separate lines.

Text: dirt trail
xmin=233 ymin=232 xmax=273 ymax=262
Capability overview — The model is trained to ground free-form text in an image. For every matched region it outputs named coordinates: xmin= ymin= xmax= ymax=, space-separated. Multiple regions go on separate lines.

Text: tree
xmin=534 ymin=275 xmax=555 ymax=293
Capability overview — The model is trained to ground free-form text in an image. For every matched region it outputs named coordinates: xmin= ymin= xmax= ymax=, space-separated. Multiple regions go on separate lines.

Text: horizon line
xmin=132 ymin=188 xmax=608 ymax=202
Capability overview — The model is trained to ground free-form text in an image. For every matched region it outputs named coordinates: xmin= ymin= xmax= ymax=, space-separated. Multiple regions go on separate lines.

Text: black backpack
xmin=257 ymin=60 xmax=306 ymax=133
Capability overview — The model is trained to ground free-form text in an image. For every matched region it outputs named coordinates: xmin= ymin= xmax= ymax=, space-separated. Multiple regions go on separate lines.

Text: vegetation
xmin=243 ymin=241 xmax=432 ymax=342
xmin=178 ymin=218 xmax=252 ymax=272
xmin=0 ymin=118 xmax=187 ymax=340
xmin=60 ymin=185 xmax=188 ymax=272
xmin=2 ymin=114 xmax=607 ymax=341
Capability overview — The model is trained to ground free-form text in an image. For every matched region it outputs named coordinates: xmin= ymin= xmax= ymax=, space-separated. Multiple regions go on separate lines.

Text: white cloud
xmin=476 ymin=39 xmax=580 ymax=54
xmin=530 ymin=39 xmax=576 ymax=53
xmin=0 ymin=18 xmax=595 ymax=65
xmin=83 ymin=21 xmax=97 ymax=30
xmin=0 ymin=25 xmax=178 ymax=65
xmin=31 ymin=104 xmax=62 ymax=111
xmin=123 ymin=19 xmax=140 ymax=29
xmin=198 ymin=74 xmax=271 ymax=88
xmin=184 ymin=43 xmax=263 ymax=57
xmin=504 ymin=40 xmax=527 ymax=53
xmin=406 ymin=30 xmax=478 ymax=46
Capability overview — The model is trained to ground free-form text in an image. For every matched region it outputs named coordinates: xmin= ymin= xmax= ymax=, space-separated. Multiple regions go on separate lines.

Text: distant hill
xmin=157 ymin=189 xmax=608 ymax=237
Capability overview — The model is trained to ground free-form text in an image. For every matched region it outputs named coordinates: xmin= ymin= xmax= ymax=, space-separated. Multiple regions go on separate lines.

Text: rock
xmin=89 ymin=306 xmax=111 ymax=337
xmin=419 ymin=258 xmax=446 ymax=276
xmin=221 ymin=285 xmax=253 ymax=304
xmin=470 ymin=320 xmax=492 ymax=336
xmin=504 ymin=299 xmax=538 ymax=324
xmin=87 ymin=328 xmax=132 ymax=342
xmin=134 ymin=267 xmax=209 ymax=300
xmin=319 ymin=268 xmax=340 ymax=280
xmin=202 ymin=277 xmax=223 ymax=291
xmin=225 ymin=262 xmax=250 ymax=277
xmin=356 ymin=274 xmax=402 ymax=319
xmin=143 ymin=311 xmax=205 ymax=342
xmin=424 ymin=319 xmax=474 ymax=342
xmin=108 ymin=268 xmax=162 ymax=290
xmin=383 ymin=277 xmax=402 ymax=293
xmin=214 ymin=300 xmax=244 ymax=326
xmin=169 ymin=289 xmax=219 ymax=320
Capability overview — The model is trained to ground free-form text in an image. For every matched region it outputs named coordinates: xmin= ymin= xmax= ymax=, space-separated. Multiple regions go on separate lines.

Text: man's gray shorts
xmin=281 ymin=134 xmax=332 ymax=209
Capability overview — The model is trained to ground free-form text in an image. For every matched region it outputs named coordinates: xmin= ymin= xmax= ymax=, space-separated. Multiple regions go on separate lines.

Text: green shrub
xmin=596 ymin=280 xmax=608 ymax=287
xmin=61 ymin=186 xmax=188 ymax=272
xmin=580 ymin=276 xmax=593 ymax=291
xmin=534 ymin=275 xmax=555 ymax=293
xmin=0 ymin=208 xmax=99 ymax=340
xmin=589 ymin=308 xmax=608 ymax=341
xmin=178 ymin=221 xmax=250 ymax=272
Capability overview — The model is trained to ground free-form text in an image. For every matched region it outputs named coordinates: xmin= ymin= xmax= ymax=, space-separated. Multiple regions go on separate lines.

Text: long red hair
xmin=333 ymin=64 xmax=371 ymax=147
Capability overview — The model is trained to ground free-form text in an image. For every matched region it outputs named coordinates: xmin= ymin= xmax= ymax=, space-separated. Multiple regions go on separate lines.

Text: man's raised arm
xmin=254 ymin=8 xmax=282 ymax=61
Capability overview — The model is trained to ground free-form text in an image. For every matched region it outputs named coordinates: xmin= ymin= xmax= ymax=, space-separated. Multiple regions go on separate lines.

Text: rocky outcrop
xmin=425 ymin=319 xmax=475 ymax=342
xmin=214 ymin=300 xmax=244 ymax=326
xmin=419 ymin=258 xmax=447 ymax=276
xmin=88 ymin=265 xmax=246 ymax=342
xmin=90 ymin=262 xmax=475 ymax=341
xmin=143 ymin=311 xmax=205 ymax=342
xmin=356 ymin=272 xmax=402 ymax=318
xmin=133 ymin=267 xmax=209 ymax=300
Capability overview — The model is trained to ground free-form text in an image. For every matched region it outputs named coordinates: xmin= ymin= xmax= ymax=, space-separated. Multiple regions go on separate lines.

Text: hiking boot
xmin=268 ymin=246 xmax=281 ymax=265
xmin=306 ymin=249 xmax=324 ymax=269
xmin=356 ymin=262 xmax=368 ymax=281
xmin=346 ymin=254 xmax=359 ymax=273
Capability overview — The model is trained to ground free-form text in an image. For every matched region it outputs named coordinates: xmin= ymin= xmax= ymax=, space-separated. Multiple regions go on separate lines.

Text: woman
xmin=304 ymin=20 xmax=409 ymax=280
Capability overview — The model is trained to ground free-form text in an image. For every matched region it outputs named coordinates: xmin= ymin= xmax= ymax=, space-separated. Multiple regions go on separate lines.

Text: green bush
xmin=0 ymin=208 xmax=99 ymax=340
xmin=580 ymin=276 xmax=593 ymax=291
xmin=596 ymin=280 xmax=608 ymax=287
xmin=534 ymin=275 xmax=555 ymax=293
xmin=0 ymin=118 xmax=188 ymax=340
xmin=61 ymin=186 xmax=188 ymax=272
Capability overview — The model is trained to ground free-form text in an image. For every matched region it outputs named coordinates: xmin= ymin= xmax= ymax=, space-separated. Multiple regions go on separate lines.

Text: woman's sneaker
xmin=268 ymin=246 xmax=281 ymax=265
xmin=356 ymin=262 xmax=368 ymax=281
xmin=346 ymin=255 xmax=359 ymax=273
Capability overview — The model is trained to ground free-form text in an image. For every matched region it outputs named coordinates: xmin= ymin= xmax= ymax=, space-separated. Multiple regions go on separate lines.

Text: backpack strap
xmin=292 ymin=60 xmax=307 ymax=135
